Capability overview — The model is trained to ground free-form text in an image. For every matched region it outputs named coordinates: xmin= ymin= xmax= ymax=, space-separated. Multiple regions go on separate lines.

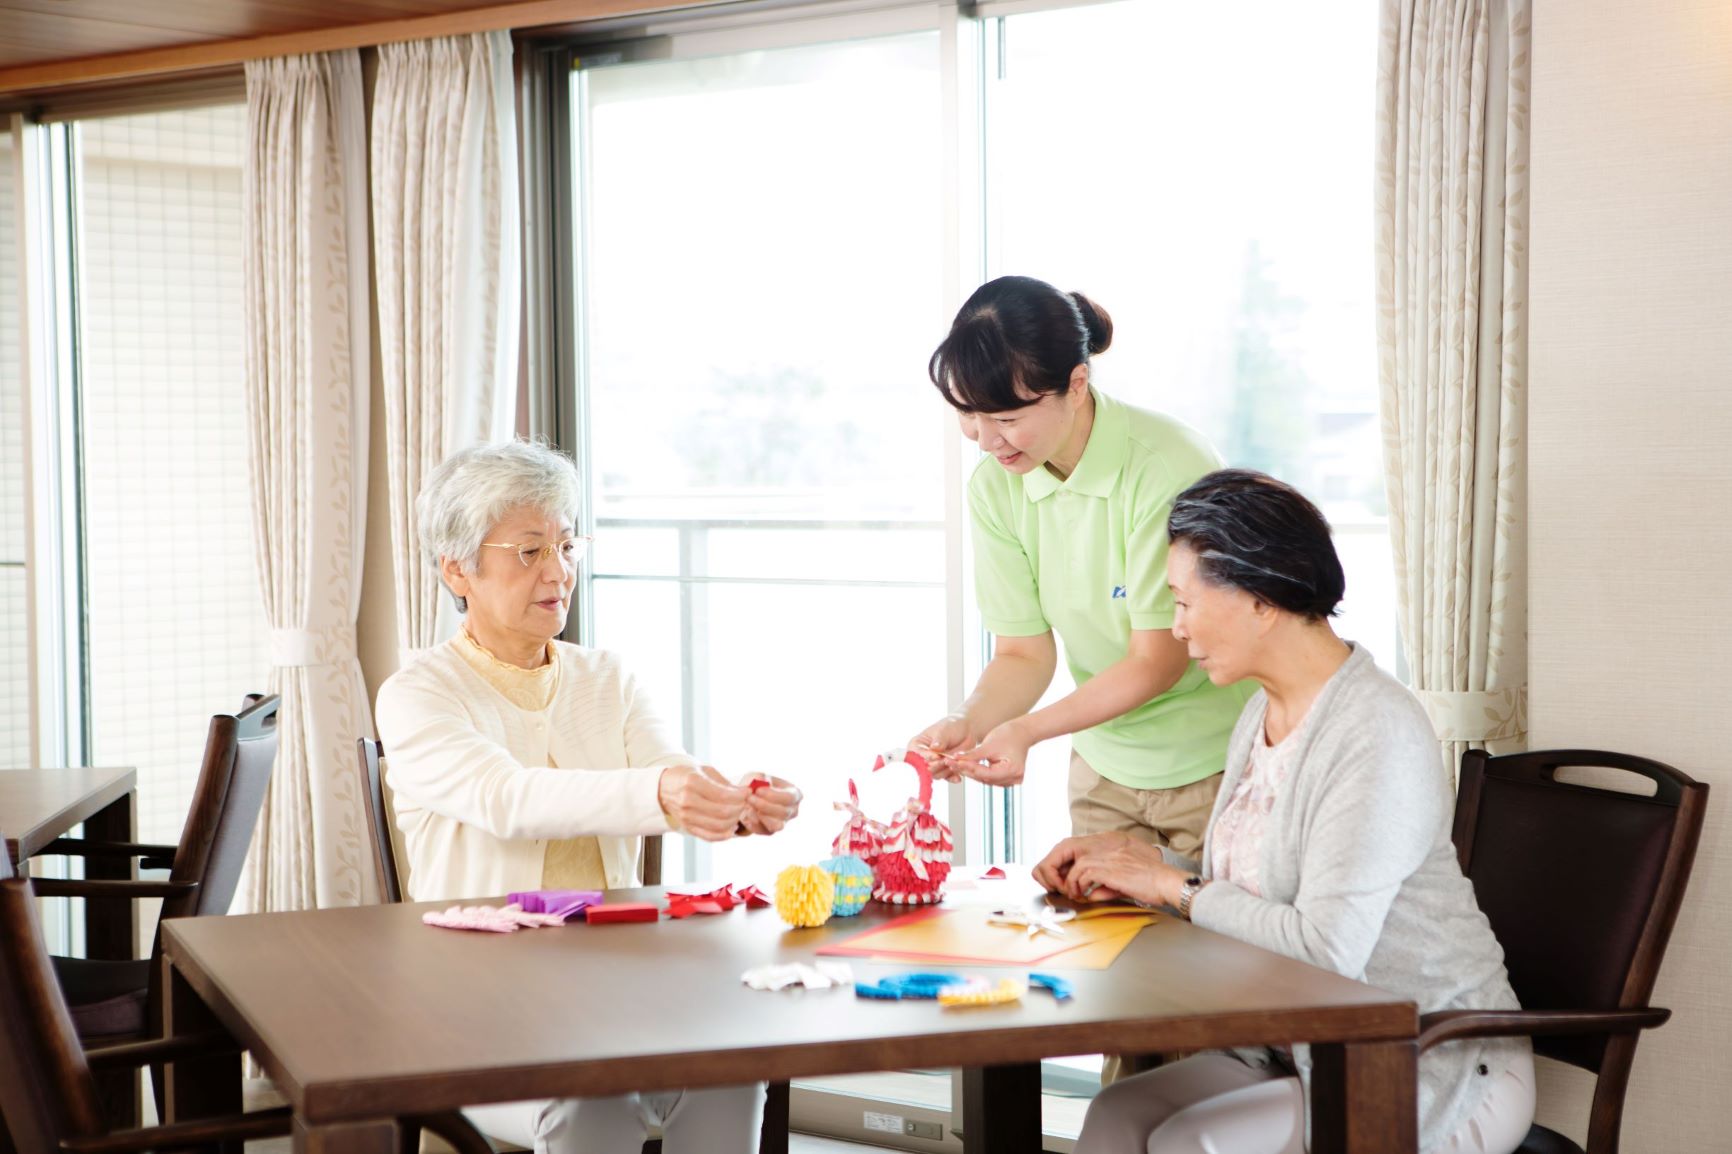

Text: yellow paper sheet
xmin=820 ymin=905 xmax=1155 ymax=969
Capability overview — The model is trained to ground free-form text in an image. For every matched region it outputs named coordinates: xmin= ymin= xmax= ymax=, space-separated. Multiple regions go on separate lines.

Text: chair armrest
xmin=41 ymin=838 xmax=180 ymax=863
xmin=59 ymin=1108 xmax=292 ymax=1154
xmin=31 ymin=878 xmax=198 ymax=901
xmin=1418 ymin=1007 xmax=1671 ymax=1052
xmin=85 ymin=1032 xmax=239 ymax=1071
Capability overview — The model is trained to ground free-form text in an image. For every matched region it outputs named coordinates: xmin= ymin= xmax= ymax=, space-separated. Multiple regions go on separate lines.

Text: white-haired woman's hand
xmin=657 ymin=765 xmax=750 ymax=842
xmin=736 ymin=774 xmax=802 ymax=836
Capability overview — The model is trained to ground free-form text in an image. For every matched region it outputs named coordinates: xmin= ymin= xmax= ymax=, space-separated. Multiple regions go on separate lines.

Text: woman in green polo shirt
xmin=914 ymin=275 xmax=1252 ymax=860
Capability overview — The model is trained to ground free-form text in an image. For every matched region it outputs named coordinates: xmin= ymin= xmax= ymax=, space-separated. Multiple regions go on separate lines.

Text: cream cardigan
xmin=375 ymin=637 xmax=685 ymax=901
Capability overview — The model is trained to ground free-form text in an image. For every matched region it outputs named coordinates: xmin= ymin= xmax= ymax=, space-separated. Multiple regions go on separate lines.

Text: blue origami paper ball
xmin=823 ymin=854 xmax=875 ymax=917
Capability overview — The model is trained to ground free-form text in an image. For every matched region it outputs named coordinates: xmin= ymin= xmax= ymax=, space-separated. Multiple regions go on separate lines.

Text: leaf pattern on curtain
xmin=1376 ymin=0 xmax=1531 ymax=780
xmin=237 ymin=50 xmax=377 ymax=912
xmin=373 ymin=31 xmax=520 ymax=668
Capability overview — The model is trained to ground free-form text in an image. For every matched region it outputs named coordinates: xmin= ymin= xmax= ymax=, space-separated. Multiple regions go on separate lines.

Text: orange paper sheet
xmin=818 ymin=905 xmax=1155 ymax=969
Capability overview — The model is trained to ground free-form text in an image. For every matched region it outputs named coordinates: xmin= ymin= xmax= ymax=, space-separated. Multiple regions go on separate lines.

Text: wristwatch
xmin=1177 ymin=875 xmax=1206 ymax=921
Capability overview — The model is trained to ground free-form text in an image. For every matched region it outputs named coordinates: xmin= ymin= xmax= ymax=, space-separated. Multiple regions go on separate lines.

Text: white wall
xmin=1528 ymin=0 xmax=1732 ymax=1146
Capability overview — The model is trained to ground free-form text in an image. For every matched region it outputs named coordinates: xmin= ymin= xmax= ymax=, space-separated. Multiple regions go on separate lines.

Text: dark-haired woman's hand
xmin=911 ymin=714 xmax=978 ymax=782
xmin=950 ymin=719 xmax=1034 ymax=787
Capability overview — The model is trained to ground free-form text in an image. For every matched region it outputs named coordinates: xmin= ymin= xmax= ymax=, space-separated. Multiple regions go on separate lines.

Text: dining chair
xmin=1420 ymin=748 xmax=1709 ymax=1154
xmin=0 ymin=869 xmax=493 ymax=1154
xmin=33 ymin=695 xmax=279 ymax=1127
xmin=352 ymin=737 xmax=783 ymax=1154
xmin=37 ymin=695 xmax=280 ymax=1041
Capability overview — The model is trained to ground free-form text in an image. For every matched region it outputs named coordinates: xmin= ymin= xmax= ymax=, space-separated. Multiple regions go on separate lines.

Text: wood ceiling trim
xmin=0 ymin=0 xmax=697 ymax=96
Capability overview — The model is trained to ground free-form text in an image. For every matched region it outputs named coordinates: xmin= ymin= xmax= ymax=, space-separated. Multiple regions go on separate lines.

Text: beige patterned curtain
xmin=372 ymin=31 xmax=520 ymax=670
xmin=1376 ymin=0 xmax=1531 ymax=778
xmin=238 ymin=50 xmax=378 ymax=911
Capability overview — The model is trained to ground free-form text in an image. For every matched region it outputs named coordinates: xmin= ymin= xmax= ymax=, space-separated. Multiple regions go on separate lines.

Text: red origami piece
xmin=663 ymin=883 xmax=773 ymax=918
xmin=832 ymin=779 xmax=887 ymax=864
xmin=871 ymin=749 xmax=954 ymax=905
xmin=585 ymin=902 xmax=659 ymax=924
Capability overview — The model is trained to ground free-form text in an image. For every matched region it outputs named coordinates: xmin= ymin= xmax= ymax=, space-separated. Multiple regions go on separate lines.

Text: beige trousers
xmin=1068 ymin=748 xmax=1224 ymax=1085
xmin=464 ymin=1085 xmax=764 ymax=1154
xmin=1067 ymin=749 xmax=1223 ymax=864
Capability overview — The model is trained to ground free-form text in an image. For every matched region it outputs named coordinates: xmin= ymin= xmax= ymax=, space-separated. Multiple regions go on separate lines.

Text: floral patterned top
xmin=1209 ymin=713 xmax=1310 ymax=896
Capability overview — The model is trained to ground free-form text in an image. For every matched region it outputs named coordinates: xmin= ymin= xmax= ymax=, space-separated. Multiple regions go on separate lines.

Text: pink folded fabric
xmin=422 ymin=903 xmax=568 ymax=933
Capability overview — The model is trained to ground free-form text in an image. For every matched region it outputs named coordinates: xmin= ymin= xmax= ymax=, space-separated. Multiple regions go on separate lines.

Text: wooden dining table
xmin=161 ymin=886 xmax=1418 ymax=1154
xmin=0 ymin=765 xmax=138 ymax=959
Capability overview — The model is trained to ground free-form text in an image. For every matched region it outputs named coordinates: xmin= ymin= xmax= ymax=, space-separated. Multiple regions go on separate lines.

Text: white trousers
xmin=464 ymin=1085 xmax=765 ymax=1154
xmin=1076 ymin=1051 xmax=1536 ymax=1154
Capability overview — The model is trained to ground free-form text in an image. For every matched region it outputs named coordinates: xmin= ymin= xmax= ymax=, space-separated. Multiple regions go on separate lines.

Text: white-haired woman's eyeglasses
xmin=478 ymin=536 xmax=593 ymax=569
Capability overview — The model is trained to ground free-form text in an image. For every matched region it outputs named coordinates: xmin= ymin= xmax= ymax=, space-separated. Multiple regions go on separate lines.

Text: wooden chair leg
xmin=94 ymin=1064 xmax=143 ymax=1129
xmin=759 ymin=1080 xmax=790 ymax=1154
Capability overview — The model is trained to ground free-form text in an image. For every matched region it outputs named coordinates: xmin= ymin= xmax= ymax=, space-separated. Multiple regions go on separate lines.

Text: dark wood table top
xmin=0 ymin=766 xmax=137 ymax=865
xmin=164 ymin=885 xmax=1416 ymax=1126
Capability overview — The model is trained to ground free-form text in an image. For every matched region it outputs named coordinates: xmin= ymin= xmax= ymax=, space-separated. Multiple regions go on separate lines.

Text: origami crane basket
xmin=870 ymin=749 xmax=954 ymax=905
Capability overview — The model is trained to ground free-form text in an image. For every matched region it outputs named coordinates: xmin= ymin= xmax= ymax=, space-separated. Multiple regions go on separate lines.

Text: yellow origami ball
xmin=775 ymin=864 xmax=836 ymax=928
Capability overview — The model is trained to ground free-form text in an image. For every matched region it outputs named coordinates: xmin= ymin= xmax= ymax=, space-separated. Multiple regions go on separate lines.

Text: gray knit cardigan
xmin=1169 ymin=643 xmax=1529 ymax=1151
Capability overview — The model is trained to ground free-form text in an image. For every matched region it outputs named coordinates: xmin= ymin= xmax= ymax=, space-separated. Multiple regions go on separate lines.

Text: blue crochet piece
xmin=1028 ymin=972 xmax=1074 ymax=1001
xmin=855 ymin=972 xmax=970 ymax=1001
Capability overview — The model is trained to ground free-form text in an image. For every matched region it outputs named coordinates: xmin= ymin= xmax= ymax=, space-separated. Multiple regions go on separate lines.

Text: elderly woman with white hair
xmin=376 ymin=439 xmax=799 ymax=1154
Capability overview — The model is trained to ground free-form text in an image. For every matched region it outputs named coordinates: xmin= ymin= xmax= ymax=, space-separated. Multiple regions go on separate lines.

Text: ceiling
xmin=0 ymin=1 xmax=512 ymax=70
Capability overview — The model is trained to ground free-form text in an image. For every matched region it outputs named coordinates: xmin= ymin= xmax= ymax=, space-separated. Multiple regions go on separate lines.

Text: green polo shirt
xmin=968 ymin=389 xmax=1255 ymax=791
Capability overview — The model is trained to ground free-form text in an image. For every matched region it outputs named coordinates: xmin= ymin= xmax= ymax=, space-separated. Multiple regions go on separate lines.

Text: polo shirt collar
xmin=1022 ymin=388 xmax=1127 ymax=502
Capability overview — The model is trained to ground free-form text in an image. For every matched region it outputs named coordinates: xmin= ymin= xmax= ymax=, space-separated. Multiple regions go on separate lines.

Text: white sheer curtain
xmin=1376 ymin=0 xmax=1531 ymax=778
xmin=372 ymin=31 xmax=520 ymax=669
xmin=239 ymin=50 xmax=378 ymax=911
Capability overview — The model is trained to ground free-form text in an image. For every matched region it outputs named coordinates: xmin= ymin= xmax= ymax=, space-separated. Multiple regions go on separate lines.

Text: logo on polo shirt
xmin=1111 ymin=586 xmax=1127 ymax=599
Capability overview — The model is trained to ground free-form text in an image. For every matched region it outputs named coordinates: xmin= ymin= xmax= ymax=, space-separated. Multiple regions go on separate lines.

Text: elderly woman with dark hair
xmin=1036 ymin=470 xmax=1534 ymax=1154
xmin=376 ymin=440 xmax=799 ymax=1154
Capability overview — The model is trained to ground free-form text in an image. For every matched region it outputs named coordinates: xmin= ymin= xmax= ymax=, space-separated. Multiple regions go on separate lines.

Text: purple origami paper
xmin=507 ymin=889 xmax=604 ymax=921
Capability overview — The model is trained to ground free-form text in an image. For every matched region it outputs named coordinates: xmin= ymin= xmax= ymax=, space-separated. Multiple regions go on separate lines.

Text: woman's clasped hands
xmin=1032 ymin=831 xmax=1187 ymax=910
xmin=656 ymin=765 xmax=802 ymax=841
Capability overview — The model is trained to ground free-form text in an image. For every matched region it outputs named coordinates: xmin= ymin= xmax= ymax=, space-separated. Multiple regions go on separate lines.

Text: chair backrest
xmin=174 ymin=694 xmax=280 ymax=920
xmin=1455 ymin=749 xmax=1707 ymax=1142
xmin=356 ymin=738 xmax=404 ymax=904
xmin=0 ymin=875 xmax=107 ymax=1154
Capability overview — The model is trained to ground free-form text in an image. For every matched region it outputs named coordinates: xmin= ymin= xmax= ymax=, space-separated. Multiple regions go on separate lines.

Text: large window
xmin=570 ymin=0 xmax=1386 ymax=882
xmin=987 ymin=0 xmax=1387 ymax=874
xmin=1 ymin=124 xmax=26 ymax=769
xmin=73 ymin=107 xmax=267 ymax=844
xmin=564 ymin=2 xmax=1384 ymax=1146
xmin=20 ymin=105 xmax=268 ymax=847
xmin=573 ymin=32 xmax=955 ymax=884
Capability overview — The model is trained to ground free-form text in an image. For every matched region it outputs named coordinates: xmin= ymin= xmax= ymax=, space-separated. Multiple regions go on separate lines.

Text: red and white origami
xmin=870 ymin=748 xmax=954 ymax=905
xmin=831 ymin=778 xmax=887 ymax=864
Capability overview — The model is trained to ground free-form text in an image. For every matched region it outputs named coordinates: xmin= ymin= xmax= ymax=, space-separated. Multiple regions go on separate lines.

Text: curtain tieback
xmin=271 ymin=625 xmax=358 ymax=668
xmin=1414 ymin=685 xmax=1528 ymax=743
